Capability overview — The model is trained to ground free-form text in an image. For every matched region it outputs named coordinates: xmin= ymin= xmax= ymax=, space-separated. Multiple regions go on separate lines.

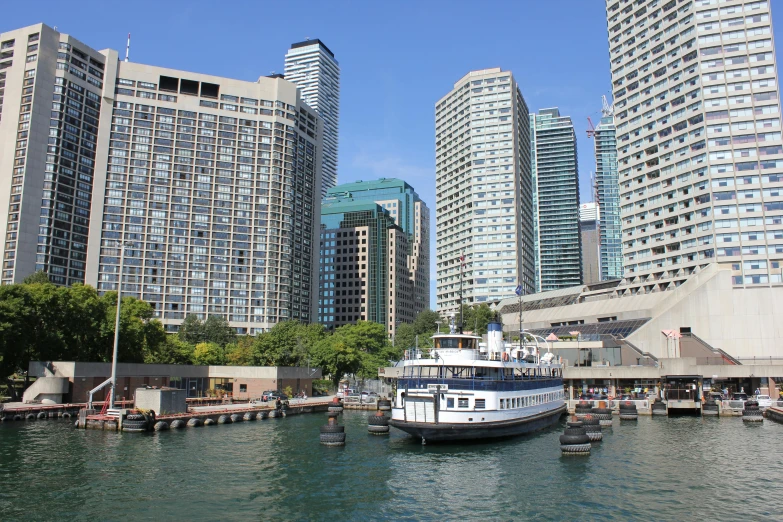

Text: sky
xmin=3 ymin=0 xmax=783 ymax=309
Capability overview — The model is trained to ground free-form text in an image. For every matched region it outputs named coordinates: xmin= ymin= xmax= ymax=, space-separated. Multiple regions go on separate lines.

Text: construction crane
xmin=587 ymin=95 xmax=614 ymax=138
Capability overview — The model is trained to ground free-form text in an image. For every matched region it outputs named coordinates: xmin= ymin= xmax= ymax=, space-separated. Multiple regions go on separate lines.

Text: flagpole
xmin=459 ymin=252 xmax=464 ymax=334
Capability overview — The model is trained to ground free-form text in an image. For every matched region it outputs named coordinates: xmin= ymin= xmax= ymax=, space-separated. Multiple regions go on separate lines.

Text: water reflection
xmin=1 ymin=412 xmax=782 ymax=520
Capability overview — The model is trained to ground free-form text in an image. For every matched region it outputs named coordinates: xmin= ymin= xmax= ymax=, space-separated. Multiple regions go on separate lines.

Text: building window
xmin=239 ymin=384 xmax=247 ymax=393
xmin=446 ymin=398 xmax=454 ymax=408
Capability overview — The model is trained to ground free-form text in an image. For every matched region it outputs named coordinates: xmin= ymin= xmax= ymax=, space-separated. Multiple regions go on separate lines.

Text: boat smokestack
xmin=487 ymin=321 xmax=504 ymax=355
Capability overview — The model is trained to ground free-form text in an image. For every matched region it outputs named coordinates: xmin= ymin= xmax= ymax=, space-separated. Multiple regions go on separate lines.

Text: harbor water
xmin=1 ymin=412 xmax=782 ymax=520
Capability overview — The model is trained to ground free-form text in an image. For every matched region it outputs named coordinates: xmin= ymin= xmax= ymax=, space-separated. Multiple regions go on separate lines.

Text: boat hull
xmin=388 ymin=403 xmax=567 ymax=442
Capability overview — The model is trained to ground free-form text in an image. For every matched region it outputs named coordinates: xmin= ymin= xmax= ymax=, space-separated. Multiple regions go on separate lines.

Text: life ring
xmin=502 ymin=352 xmax=509 ymax=362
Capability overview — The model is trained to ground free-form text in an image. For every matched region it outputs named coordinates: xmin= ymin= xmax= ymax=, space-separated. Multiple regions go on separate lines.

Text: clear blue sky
xmin=4 ymin=1 xmax=783 ymax=308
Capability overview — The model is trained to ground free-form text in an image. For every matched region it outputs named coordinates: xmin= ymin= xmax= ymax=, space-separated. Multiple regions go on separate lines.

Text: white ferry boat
xmin=388 ymin=321 xmax=566 ymax=443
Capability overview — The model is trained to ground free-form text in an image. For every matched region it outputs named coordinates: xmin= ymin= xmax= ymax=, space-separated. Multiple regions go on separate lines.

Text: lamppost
xmin=109 ymin=241 xmax=133 ymax=409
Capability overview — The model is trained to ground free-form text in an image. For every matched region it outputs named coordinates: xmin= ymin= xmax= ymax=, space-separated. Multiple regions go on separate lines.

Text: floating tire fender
xmin=204 ymin=418 xmax=217 ymax=426
xmin=217 ymin=415 xmax=232 ymax=424
xmin=319 ymin=432 xmax=347 ymax=443
xmin=187 ymin=418 xmax=203 ymax=427
xmin=560 ymin=443 xmax=591 ymax=454
xmin=563 ymin=432 xmax=591 ymax=441
xmin=368 ymin=425 xmax=390 ymax=434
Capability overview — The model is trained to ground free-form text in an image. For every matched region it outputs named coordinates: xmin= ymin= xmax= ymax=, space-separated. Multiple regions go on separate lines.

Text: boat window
xmin=475 ymin=399 xmax=485 ymax=409
xmin=458 ymin=398 xmax=469 ymax=408
xmin=447 ymin=398 xmax=454 ymax=408
xmin=438 ymin=338 xmax=461 ymax=349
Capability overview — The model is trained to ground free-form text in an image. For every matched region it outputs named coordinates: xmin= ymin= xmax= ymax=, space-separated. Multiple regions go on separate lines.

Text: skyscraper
xmin=435 ymin=68 xmax=535 ymax=314
xmin=593 ymin=99 xmax=623 ymax=280
xmin=324 ymin=178 xmax=430 ymax=313
xmin=0 ymin=23 xmax=324 ymax=334
xmin=285 ymin=39 xmax=340 ymax=195
xmin=579 ymin=202 xmax=601 ymax=284
xmin=531 ymin=108 xmax=582 ymax=291
xmin=318 ymin=200 xmax=415 ymax=335
xmin=0 ymin=25 xmax=107 ymax=286
xmin=607 ymin=0 xmax=783 ymax=293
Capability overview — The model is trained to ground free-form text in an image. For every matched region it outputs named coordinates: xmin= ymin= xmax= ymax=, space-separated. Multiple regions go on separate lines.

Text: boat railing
xmin=399 ymin=377 xmax=561 ymax=392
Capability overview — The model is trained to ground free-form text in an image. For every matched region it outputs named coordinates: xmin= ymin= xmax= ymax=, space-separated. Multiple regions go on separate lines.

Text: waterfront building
xmin=606 ymin=0 xmax=783 ymax=294
xmin=284 ymin=39 xmax=340 ymax=195
xmin=26 ymin=360 xmax=322 ymax=403
xmin=435 ymin=68 xmax=536 ymax=315
xmin=495 ymin=262 xmax=783 ymax=361
xmin=324 ymin=178 xmax=430 ymax=313
xmin=318 ymin=199 xmax=414 ymax=335
xmin=0 ymin=24 xmax=324 ymax=333
xmin=592 ymin=103 xmax=623 ymax=280
xmin=580 ymin=202 xmax=601 ymax=284
xmin=531 ymin=108 xmax=582 ymax=291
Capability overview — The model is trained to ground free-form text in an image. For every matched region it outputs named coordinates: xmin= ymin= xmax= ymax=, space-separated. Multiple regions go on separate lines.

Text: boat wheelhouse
xmin=387 ymin=322 xmax=566 ymax=443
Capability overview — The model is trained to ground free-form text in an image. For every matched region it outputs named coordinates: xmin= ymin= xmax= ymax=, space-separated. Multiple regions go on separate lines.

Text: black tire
xmin=560 ymin=434 xmax=590 ymax=444
xmin=123 ymin=420 xmax=147 ymax=430
xmin=320 ymin=424 xmax=345 ymax=433
xmin=581 ymin=417 xmax=599 ymax=426
xmin=230 ymin=414 xmax=243 ymax=422
xmin=126 ymin=413 xmax=145 ymax=421
xmin=560 ymin=443 xmax=591 ymax=454
xmin=328 ymin=406 xmax=344 ymax=412
xmin=368 ymin=425 xmax=390 ymax=434
xmin=244 ymin=413 xmax=256 ymax=421
xmin=13 ymin=415 xmax=22 ymax=421
xmin=154 ymin=421 xmax=169 ymax=431
xmin=37 ymin=412 xmax=47 ymax=420
xmin=593 ymin=408 xmax=612 ymax=415
xmin=204 ymin=418 xmax=216 ymax=426
xmin=218 ymin=415 xmax=232 ymax=424
xmin=187 ymin=418 xmax=203 ymax=427
xmin=368 ymin=415 xmax=389 ymax=426
xmin=319 ymin=432 xmax=346 ymax=443
xmin=563 ymin=427 xmax=587 ymax=436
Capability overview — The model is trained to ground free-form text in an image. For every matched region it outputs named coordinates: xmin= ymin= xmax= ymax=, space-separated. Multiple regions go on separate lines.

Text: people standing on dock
xmin=275 ymin=397 xmax=282 ymax=411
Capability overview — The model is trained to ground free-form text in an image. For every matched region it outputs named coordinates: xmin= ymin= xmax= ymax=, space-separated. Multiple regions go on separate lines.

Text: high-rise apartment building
xmin=435 ymin=68 xmax=535 ymax=314
xmin=318 ymin=200 xmax=414 ymax=335
xmin=580 ymin=202 xmax=601 ymax=284
xmin=530 ymin=108 xmax=582 ymax=291
xmin=0 ymin=24 xmax=323 ymax=333
xmin=0 ymin=25 xmax=108 ymax=286
xmin=593 ymin=102 xmax=624 ymax=281
xmin=284 ymin=39 xmax=339 ymax=195
xmin=607 ymin=0 xmax=783 ymax=294
xmin=324 ymin=178 xmax=430 ymax=313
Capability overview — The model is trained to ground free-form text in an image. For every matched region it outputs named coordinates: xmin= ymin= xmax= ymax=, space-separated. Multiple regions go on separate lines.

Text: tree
xmin=309 ymin=336 xmax=362 ymax=387
xmin=225 ymin=336 xmax=254 ymax=366
xmin=178 ymin=314 xmax=204 ymax=345
xmin=22 ymin=270 xmax=51 ymax=285
xmin=100 ymin=292 xmax=167 ymax=364
xmin=393 ymin=323 xmax=416 ymax=352
xmin=459 ymin=304 xmax=498 ymax=336
xmin=147 ymin=334 xmax=194 ymax=365
xmin=192 ymin=342 xmax=224 ymax=366
xmin=252 ymin=321 xmax=325 ymax=367
xmin=413 ymin=309 xmax=443 ymax=335
xmin=202 ymin=315 xmax=236 ymax=347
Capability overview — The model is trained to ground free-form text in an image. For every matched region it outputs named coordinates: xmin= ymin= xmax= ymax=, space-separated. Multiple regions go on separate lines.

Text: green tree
xmin=192 ymin=342 xmax=224 ymax=366
xmin=22 ymin=270 xmax=51 ymax=285
xmin=459 ymin=304 xmax=498 ymax=336
xmin=225 ymin=336 xmax=254 ymax=366
xmin=393 ymin=323 xmax=416 ymax=352
xmin=147 ymin=334 xmax=194 ymax=365
xmin=252 ymin=321 xmax=325 ymax=367
xmin=177 ymin=314 xmax=204 ymax=345
xmin=413 ymin=309 xmax=443 ymax=335
xmin=309 ymin=336 xmax=362 ymax=387
xmin=203 ymin=315 xmax=236 ymax=347
xmin=100 ymin=292 xmax=167 ymax=364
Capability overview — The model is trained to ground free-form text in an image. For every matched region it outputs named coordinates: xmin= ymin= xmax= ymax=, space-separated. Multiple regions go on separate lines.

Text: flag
xmin=515 ymin=285 xmax=523 ymax=296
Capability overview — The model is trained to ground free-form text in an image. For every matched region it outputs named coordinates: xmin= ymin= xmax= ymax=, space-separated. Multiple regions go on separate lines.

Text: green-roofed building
xmin=322 ymin=178 xmax=430 ymax=327
xmin=319 ymin=199 xmax=417 ymax=335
